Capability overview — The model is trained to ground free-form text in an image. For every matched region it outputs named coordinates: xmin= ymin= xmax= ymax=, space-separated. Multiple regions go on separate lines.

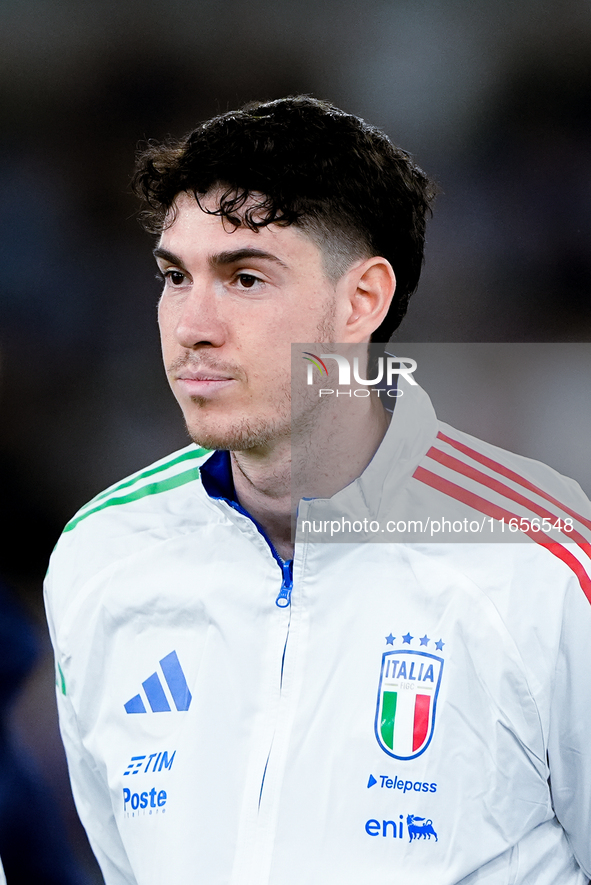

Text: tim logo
xmin=123 ymin=751 xmax=176 ymax=775
xmin=124 ymin=650 xmax=192 ymax=714
xmin=407 ymin=815 xmax=438 ymax=842
xmin=303 ymin=352 xmax=417 ymax=386
xmin=375 ymin=650 xmax=443 ymax=760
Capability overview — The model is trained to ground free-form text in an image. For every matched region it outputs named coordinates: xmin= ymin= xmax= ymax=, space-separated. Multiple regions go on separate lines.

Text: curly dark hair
xmin=132 ymin=95 xmax=436 ymax=341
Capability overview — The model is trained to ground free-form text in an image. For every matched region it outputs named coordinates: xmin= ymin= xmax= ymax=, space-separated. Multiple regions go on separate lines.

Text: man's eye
xmin=159 ymin=269 xmax=187 ymax=287
xmin=236 ymin=273 xmax=260 ymax=289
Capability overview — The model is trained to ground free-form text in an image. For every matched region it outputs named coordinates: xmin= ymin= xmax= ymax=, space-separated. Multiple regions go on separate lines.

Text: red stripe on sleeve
xmin=437 ymin=431 xmax=591 ymax=533
xmin=426 ymin=446 xmax=591 ymax=561
xmin=413 ymin=465 xmax=591 ymax=603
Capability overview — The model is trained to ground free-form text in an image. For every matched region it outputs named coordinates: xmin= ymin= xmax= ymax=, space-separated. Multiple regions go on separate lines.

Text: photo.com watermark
xmin=303 ymin=352 xmax=417 ymax=398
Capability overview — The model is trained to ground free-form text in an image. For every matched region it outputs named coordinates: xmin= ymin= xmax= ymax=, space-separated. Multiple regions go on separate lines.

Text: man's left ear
xmin=344 ymin=257 xmax=396 ymax=341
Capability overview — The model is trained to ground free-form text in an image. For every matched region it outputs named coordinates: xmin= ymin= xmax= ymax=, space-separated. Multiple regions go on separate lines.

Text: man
xmin=45 ymin=97 xmax=591 ymax=884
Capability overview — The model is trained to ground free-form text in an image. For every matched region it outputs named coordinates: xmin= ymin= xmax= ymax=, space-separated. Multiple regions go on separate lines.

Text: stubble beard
xmin=184 ymin=385 xmax=292 ymax=452
xmin=180 ymin=303 xmax=337 ymax=453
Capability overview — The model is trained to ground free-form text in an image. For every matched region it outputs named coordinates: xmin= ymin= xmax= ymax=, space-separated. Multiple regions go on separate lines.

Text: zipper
xmin=258 ymin=560 xmax=293 ymax=807
xmin=275 ymin=560 xmax=293 ymax=608
xmin=205 ymin=454 xmax=299 ymax=877
xmin=203 ymin=452 xmax=295 ymax=608
xmin=220 ymin=498 xmax=293 ymax=609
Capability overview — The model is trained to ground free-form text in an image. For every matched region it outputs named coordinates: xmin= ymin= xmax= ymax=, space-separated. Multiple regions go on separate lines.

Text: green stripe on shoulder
xmin=63 ymin=464 xmax=203 ymax=534
xmin=80 ymin=446 xmax=210 ymax=513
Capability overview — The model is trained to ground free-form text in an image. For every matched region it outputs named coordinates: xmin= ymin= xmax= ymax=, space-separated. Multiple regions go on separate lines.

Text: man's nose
xmin=173 ymin=283 xmax=226 ymax=349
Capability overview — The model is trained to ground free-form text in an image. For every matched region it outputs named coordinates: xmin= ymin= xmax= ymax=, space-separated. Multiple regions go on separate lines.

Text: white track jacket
xmin=45 ymin=383 xmax=591 ymax=885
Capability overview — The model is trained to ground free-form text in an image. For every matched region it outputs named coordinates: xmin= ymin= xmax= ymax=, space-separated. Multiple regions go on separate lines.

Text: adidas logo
xmin=125 ymin=650 xmax=192 ymax=714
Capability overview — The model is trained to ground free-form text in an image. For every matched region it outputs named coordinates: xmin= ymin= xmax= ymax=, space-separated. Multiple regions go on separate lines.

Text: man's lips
xmin=174 ymin=371 xmax=236 ymax=397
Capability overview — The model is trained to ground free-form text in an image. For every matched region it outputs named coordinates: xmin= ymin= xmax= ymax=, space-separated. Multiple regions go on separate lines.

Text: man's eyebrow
xmin=153 ymin=247 xmax=186 ymax=267
xmin=209 ymin=248 xmax=289 ymax=270
xmin=152 ymin=246 xmax=289 ymax=270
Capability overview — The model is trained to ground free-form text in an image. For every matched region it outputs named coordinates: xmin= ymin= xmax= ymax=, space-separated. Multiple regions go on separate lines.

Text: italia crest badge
xmin=375 ymin=647 xmax=443 ymax=760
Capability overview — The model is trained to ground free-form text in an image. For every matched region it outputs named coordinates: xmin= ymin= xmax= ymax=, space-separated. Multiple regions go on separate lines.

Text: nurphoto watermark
xmin=290 ymin=343 xmax=591 ymax=545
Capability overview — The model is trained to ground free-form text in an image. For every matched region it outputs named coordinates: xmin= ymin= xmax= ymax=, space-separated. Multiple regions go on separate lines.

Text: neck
xmin=231 ymin=395 xmax=391 ymax=560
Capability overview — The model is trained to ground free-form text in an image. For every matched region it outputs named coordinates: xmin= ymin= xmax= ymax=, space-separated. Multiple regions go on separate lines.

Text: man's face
xmin=156 ymin=192 xmax=350 ymax=452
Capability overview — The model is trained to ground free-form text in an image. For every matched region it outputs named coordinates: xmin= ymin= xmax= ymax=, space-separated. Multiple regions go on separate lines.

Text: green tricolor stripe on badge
xmin=63 ymin=463 xmax=204 ymax=533
xmin=380 ymin=690 xmax=398 ymax=749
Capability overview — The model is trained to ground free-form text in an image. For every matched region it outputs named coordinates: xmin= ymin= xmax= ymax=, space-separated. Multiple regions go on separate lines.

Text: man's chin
xmin=186 ymin=419 xmax=285 ymax=453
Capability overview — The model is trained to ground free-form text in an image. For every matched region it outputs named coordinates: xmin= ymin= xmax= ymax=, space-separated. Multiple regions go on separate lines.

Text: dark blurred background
xmin=1 ymin=0 xmax=590 ymax=880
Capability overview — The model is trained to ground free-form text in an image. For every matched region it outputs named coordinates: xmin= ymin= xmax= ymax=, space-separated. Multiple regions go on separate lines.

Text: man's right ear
xmin=340 ymin=256 xmax=396 ymax=343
